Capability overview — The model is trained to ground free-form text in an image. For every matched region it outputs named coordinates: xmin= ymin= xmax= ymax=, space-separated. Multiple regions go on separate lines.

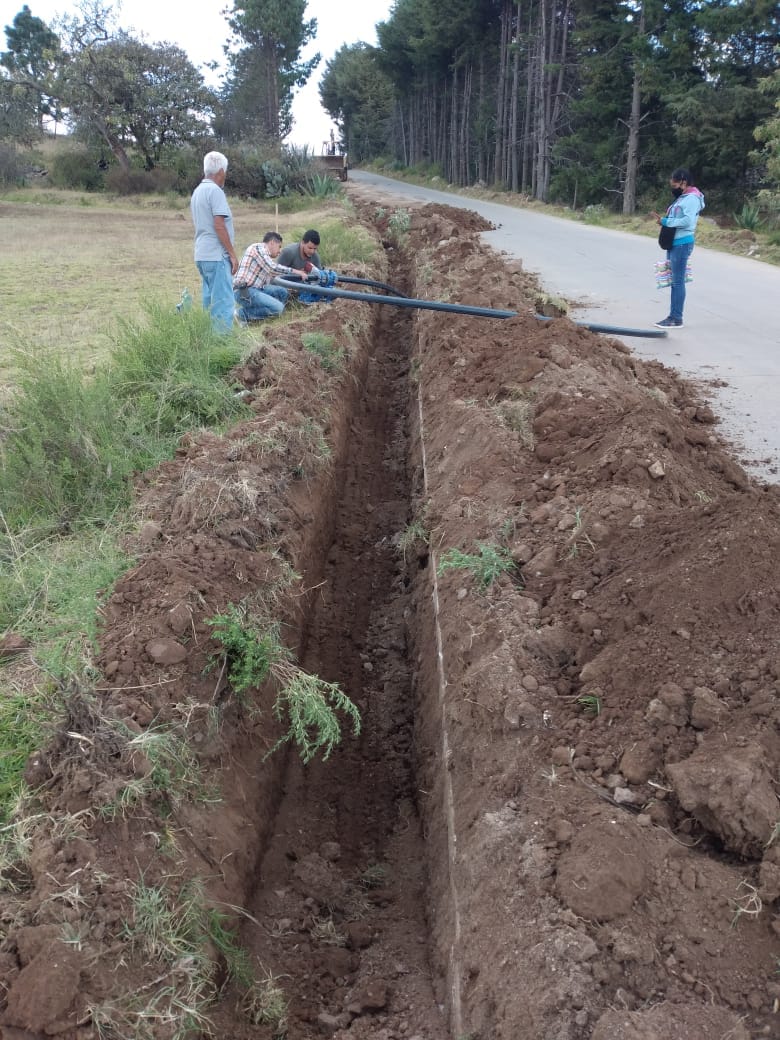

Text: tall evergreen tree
xmin=753 ymin=52 xmax=780 ymax=188
xmin=552 ymin=0 xmax=646 ymax=208
xmin=664 ymin=0 xmax=779 ymax=201
xmin=377 ymin=0 xmax=502 ymax=181
xmin=365 ymin=0 xmax=778 ymax=207
xmin=375 ymin=0 xmax=426 ymax=164
xmin=220 ymin=0 xmax=318 ymax=142
xmin=320 ymin=43 xmax=394 ymax=161
xmin=1 ymin=4 xmax=61 ymax=135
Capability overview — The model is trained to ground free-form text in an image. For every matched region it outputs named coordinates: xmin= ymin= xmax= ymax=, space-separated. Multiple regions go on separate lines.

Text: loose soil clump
xmin=0 ymin=197 xmax=778 ymax=1040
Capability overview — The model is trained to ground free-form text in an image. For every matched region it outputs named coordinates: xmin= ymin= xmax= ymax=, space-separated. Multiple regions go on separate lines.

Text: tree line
xmin=2 ymin=1 xmax=778 ymax=215
xmin=0 ymin=0 xmax=317 ymax=183
xmin=321 ymin=0 xmax=780 ymax=213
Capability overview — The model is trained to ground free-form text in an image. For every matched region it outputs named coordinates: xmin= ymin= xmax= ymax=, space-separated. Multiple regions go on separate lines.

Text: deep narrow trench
xmin=224 ymin=286 xmax=450 ymax=1038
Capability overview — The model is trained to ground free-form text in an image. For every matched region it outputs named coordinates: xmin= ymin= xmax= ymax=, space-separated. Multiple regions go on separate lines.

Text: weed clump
xmin=437 ymin=541 xmax=516 ymax=590
xmin=206 ymin=604 xmax=361 ymax=763
xmin=301 ymin=331 xmax=345 ymax=373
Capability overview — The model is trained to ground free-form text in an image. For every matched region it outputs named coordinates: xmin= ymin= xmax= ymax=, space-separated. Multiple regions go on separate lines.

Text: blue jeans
xmin=668 ymin=242 xmax=694 ymax=322
xmin=234 ymin=284 xmax=288 ymax=323
xmin=196 ymin=258 xmax=235 ymax=334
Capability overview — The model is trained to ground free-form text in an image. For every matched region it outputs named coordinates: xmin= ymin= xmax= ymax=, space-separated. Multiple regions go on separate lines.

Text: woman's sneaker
xmin=654 ymin=317 xmax=684 ymax=328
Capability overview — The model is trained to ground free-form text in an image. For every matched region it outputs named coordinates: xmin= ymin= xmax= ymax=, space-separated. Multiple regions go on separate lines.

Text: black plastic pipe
xmin=271 ymin=273 xmax=407 ymax=297
xmin=272 ymin=278 xmax=668 ymax=338
xmin=531 ymin=315 xmax=669 ymax=338
xmin=273 ymin=278 xmax=518 ymax=319
xmin=336 ymin=275 xmax=409 ymax=297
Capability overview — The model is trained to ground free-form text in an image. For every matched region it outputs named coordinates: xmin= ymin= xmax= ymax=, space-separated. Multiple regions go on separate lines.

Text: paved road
xmin=350 ymin=170 xmax=780 ymax=482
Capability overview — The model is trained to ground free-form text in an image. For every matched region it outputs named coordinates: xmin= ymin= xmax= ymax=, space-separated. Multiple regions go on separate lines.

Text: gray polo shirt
xmin=278 ymin=242 xmax=322 ymax=271
xmin=191 ymin=179 xmax=234 ymax=262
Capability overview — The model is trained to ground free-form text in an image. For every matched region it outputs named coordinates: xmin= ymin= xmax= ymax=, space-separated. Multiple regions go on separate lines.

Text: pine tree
xmin=220 ymin=0 xmax=319 ymax=142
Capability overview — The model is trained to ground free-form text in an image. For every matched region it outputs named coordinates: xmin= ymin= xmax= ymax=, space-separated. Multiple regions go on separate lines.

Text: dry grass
xmin=0 ymin=186 xmax=346 ymax=386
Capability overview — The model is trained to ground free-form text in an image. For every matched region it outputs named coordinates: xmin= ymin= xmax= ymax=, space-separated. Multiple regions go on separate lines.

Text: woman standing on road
xmin=651 ymin=168 xmax=705 ymax=329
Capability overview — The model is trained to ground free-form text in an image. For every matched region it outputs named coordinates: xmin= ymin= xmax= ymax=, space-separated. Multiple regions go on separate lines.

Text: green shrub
xmin=280 ymin=145 xmax=321 ymax=192
xmin=408 ymin=160 xmax=444 ymax=180
xmin=215 ymin=144 xmax=325 ymax=199
xmin=222 ymin=148 xmax=268 ymax=198
xmin=109 ymin=304 xmax=247 ymax=436
xmin=270 ymin=666 xmax=361 ymax=764
xmin=206 ymin=604 xmax=276 ymax=695
xmin=373 ymin=156 xmax=406 ymax=173
xmin=582 ymin=203 xmax=608 ymax=225
xmin=755 ymin=189 xmax=780 ymax=231
xmin=0 ymin=144 xmax=25 ymax=188
xmin=47 ymin=148 xmax=105 ymax=191
xmin=104 ymin=166 xmax=179 ymax=195
xmin=388 ymin=207 xmax=411 ymax=241
xmin=259 ymin=152 xmax=321 ymax=198
xmin=157 ymin=144 xmax=204 ymax=195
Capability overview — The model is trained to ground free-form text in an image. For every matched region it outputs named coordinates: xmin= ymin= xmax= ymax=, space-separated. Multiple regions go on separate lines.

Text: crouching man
xmin=233 ymin=231 xmax=300 ymax=323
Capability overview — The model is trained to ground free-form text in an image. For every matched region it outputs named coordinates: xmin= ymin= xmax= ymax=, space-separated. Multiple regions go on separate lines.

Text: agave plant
xmin=305 ymin=173 xmax=342 ymax=198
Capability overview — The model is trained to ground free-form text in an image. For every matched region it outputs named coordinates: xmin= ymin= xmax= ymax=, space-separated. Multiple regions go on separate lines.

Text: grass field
xmin=0 ymin=186 xmax=364 ymax=384
xmin=0 ymin=184 xmax=379 ymax=823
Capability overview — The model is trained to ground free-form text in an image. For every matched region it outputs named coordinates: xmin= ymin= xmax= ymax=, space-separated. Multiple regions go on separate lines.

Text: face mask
xmin=671 ymin=187 xmax=684 ymax=198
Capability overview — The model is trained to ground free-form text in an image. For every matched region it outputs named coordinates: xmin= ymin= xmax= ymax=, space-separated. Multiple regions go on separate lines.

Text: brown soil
xmin=1 ymin=192 xmax=779 ymax=1040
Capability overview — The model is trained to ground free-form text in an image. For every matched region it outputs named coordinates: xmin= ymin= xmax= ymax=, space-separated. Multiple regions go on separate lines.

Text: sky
xmin=1 ymin=0 xmax=395 ymax=149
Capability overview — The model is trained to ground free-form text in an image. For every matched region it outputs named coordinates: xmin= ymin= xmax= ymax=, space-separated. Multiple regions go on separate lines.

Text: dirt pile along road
xmin=0 ymin=195 xmax=778 ymax=1040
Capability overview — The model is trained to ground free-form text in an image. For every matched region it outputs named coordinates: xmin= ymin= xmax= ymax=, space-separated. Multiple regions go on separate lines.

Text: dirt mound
xmin=403 ymin=204 xmax=779 ymax=1038
xmin=0 ymin=201 xmax=778 ymax=1040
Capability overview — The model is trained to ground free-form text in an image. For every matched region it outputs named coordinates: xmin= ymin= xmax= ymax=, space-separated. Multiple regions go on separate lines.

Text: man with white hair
xmin=190 ymin=151 xmax=238 ymax=333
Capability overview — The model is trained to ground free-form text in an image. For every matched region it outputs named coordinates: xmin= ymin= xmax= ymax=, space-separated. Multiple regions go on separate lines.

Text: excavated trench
xmin=210 ymin=280 xmax=452 ymax=1038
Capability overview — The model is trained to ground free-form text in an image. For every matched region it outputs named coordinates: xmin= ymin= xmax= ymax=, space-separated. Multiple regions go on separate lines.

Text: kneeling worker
xmin=279 ymin=229 xmax=327 ymax=304
xmin=233 ymin=231 xmax=301 ymax=323
xmin=278 ymin=229 xmax=322 ymax=273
